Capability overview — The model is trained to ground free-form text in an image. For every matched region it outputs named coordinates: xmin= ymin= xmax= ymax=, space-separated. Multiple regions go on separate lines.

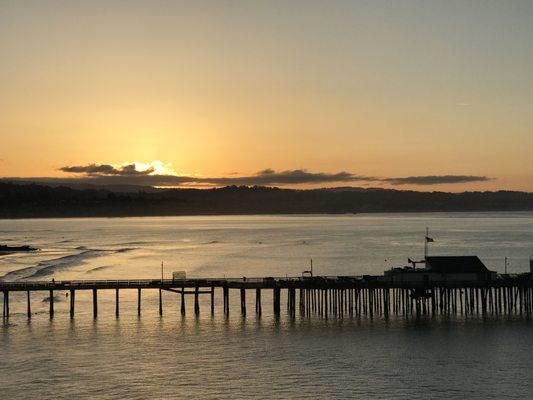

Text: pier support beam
xmin=69 ymin=289 xmax=75 ymax=319
xmin=92 ymin=288 xmax=98 ymax=318
xmin=159 ymin=288 xmax=163 ymax=316
xmin=273 ymin=287 xmax=281 ymax=317
xmin=240 ymin=288 xmax=246 ymax=315
xmin=299 ymin=288 xmax=304 ymax=315
xmin=49 ymin=290 xmax=54 ymax=318
xmin=137 ymin=288 xmax=142 ymax=316
xmin=27 ymin=290 xmax=31 ymax=318
xmin=211 ymin=287 xmax=215 ymax=315
xmin=181 ymin=289 xmax=186 ymax=315
xmin=115 ymin=289 xmax=119 ymax=317
xmin=256 ymin=288 xmax=262 ymax=315
xmin=324 ymin=289 xmax=329 ymax=319
xmin=194 ymin=287 xmax=200 ymax=316
xmin=383 ymin=289 xmax=389 ymax=319
xmin=288 ymin=288 xmax=296 ymax=318
xmin=3 ymin=291 xmax=8 ymax=318
xmin=223 ymin=286 xmax=229 ymax=315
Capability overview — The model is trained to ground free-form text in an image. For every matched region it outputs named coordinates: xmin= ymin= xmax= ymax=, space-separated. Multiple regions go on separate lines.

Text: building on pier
xmin=384 ymin=256 xmax=497 ymax=284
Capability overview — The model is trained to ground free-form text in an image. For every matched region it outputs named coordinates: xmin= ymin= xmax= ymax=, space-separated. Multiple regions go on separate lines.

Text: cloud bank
xmin=52 ymin=166 xmax=377 ymax=186
xmin=2 ymin=162 xmax=492 ymax=188
xmin=60 ymin=163 xmax=155 ymax=176
xmin=383 ymin=175 xmax=491 ymax=185
xmin=198 ymin=169 xmax=377 ymax=186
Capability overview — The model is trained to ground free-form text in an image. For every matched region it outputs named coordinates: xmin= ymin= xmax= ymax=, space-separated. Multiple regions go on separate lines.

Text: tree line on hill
xmin=1 ymin=182 xmax=533 ymax=218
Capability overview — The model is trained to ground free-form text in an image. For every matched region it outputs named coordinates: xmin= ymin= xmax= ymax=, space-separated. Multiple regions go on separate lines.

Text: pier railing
xmin=0 ymin=275 xmax=366 ymax=290
xmin=1 ymin=274 xmax=530 ymax=290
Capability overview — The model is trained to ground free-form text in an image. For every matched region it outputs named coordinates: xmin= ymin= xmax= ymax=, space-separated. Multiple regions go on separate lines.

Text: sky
xmin=1 ymin=1 xmax=532 ymax=191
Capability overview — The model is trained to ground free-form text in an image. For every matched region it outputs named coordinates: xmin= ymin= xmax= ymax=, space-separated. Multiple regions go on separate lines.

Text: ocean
xmin=1 ymin=213 xmax=532 ymax=399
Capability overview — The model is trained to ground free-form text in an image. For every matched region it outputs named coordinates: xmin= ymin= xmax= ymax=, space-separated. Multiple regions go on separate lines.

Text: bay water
xmin=1 ymin=213 xmax=532 ymax=399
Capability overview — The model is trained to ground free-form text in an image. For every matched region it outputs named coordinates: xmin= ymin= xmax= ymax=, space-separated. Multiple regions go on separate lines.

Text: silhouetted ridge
xmin=1 ymin=182 xmax=533 ymax=218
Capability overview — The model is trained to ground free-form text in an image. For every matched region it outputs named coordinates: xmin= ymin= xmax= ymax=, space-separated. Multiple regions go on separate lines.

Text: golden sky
xmin=1 ymin=1 xmax=532 ymax=191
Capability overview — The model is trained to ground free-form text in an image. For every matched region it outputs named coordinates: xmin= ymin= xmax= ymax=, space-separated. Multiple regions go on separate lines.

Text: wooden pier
xmin=1 ymin=275 xmax=532 ymax=319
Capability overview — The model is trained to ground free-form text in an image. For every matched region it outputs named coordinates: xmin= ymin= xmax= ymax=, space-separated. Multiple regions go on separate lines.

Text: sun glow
xmin=128 ymin=160 xmax=177 ymax=176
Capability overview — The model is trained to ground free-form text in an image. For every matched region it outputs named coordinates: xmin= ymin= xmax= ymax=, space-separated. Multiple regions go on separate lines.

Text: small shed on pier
xmin=384 ymin=256 xmax=496 ymax=284
xmin=425 ymin=256 xmax=488 ymax=274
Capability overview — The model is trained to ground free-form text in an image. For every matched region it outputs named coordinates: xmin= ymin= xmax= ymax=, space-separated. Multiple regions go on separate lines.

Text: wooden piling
xmin=211 ymin=286 xmax=215 ymax=315
xmin=92 ymin=288 xmax=98 ymax=318
xmin=324 ymin=289 xmax=327 ymax=316
xmin=289 ymin=288 xmax=296 ymax=318
xmin=137 ymin=288 xmax=141 ymax=316
xmin=49 ymin=290 xmax=54 ymax=318
xmin=273 ymin=287 xmax=280 ymax=317
xmin=194 ymin=286 xmax=200 ymax=315
xmin=223 ymin=286 xmax=229 ymax=315
xmin=27 ymin=290 xmax=31 ymax=318
xmin=3 ymin=291 xmax=9 ymax=318
xmin=431 ymin=289 xmax=436 ymax=316
xmin=240 ymin=288 xmax=246 ymax=315
xmin=256 ymin=288 xmax=262 ymax=315
xmin=349 ymin=289 xmax=353 ymax=316
xmin=299 ymin=288 xmax=304 ymax=315
xmin=115 ymin=289 xmax=119 ymax=317
xmin=181 ymin=289 xmax=186 ymax=315
xmin=384 ymin=289 xmax=389 ymax=319
xmin=159 ymin=288 xmax=163 ymax=316
xmin=69 ymin=289 xmax=75 ymax=319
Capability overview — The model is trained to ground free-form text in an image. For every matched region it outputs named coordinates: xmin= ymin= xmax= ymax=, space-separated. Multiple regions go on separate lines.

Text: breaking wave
xmin=203 ymin=240 xmax=221 ymax=245
xmin=85 ymin=265 xmax=112 ymax=274
xmin=0 ymin=247 xmax=135 ymax=281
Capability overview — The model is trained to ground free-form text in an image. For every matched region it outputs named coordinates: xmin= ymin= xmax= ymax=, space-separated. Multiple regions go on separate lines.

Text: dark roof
xmin=425 ymin=256 xmax=489 ymax=273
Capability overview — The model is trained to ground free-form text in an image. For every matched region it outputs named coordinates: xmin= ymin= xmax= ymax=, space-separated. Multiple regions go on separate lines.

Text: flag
xmin=425 ymin=236 xmax=434 ymax=243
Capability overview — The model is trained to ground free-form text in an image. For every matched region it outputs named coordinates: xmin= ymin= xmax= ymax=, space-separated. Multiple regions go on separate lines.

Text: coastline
xmin=2 ymin=209 xmax=533 ymax=220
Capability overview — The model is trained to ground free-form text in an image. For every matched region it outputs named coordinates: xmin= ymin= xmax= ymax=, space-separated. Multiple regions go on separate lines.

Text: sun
xmin=127 ymin=160 xmax=177 ymax=176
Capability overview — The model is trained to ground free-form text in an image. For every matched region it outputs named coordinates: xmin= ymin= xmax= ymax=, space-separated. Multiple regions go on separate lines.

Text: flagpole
xmin=424 ymin=227 xmax=429 ymax=260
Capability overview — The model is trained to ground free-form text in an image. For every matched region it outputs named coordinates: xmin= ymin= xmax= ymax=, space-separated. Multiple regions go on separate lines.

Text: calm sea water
xmin=1 ymin=213 xmax=532 ymax=399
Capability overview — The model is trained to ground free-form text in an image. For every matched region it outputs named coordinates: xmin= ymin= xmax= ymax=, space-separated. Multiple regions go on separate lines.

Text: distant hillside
xmin=1 ymin=182 xmax=533 ymax=218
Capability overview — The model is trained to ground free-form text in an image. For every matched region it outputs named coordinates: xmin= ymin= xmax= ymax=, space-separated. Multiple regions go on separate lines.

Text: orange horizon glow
xmin=1 ymin=2 xmax=533 ymax=192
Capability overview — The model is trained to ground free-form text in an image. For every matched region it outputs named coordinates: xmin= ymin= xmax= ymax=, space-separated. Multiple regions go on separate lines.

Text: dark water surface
xmin=2 ymin=315 xmax=532 ymax=399
xmin=1 ymin=214 xmax=533 ymax=399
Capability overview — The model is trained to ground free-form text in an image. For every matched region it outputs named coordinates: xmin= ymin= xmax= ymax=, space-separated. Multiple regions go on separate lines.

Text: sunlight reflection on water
xmin=1 ymin=213 xmax=533 ymax=399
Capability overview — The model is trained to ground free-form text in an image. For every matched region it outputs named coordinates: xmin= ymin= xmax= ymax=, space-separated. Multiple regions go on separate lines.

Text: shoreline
xmin=2 ymin=210 xmax=533 ymax=220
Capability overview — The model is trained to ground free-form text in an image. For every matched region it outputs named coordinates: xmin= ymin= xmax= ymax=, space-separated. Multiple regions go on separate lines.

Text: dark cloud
xmin=5 ymin=165 xmax=492 ymax=188
xmin=56 ymin=165 xmax=375 ymax=186
xmin=383 ymin=175 xmax=491 ymax=185
xmin=60 ymin=163 xmax=154 ymax=176
xmin=60 ymin=164 xmax=119 ymax=175
xmin=119 ymin=164 xmax=155 ymax=176
xmin=201 ymin=169 xmax=375 ymax=186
